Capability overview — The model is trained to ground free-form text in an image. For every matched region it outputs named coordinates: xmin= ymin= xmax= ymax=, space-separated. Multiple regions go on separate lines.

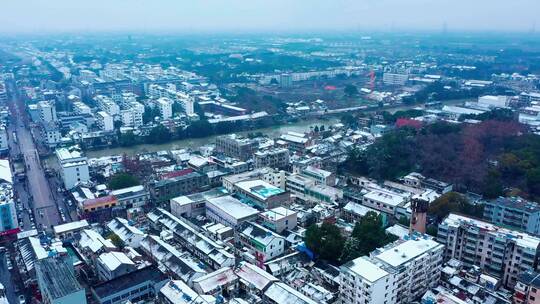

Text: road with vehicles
xmin=7 ymin=82 xmax=60 ymax=232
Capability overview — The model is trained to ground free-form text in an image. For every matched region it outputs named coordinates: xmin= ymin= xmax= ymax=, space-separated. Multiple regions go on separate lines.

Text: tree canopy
xmin=108 ymin=172 xmax=140 ymax=190
xmin=340 ymin=212 xmax=397 ymax=263
xmin=428 ymin=192 xmax=484 ymax=222
xmin=344 ymin=84 xmax=359 ymax=97
xmin=340 ymin=116 xmax=540 ymax=199
xmin=305 ymin=222 xmax=345 ymax=264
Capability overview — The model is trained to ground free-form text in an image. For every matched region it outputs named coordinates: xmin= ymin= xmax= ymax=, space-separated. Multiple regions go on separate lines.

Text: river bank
xmin=49 ymin=98 xmax=469 ymax=160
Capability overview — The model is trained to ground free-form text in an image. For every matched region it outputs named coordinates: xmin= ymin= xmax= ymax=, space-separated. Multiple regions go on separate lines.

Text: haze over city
xmin=2 ymin=2 xmax=540 ymax=304
xmin=1 ymin=0 xmax=540 ymax=33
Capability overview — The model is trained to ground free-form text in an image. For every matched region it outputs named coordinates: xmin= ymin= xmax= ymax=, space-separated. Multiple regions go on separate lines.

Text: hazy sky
xmin=1 ymin=0 xmax=539 ymax=33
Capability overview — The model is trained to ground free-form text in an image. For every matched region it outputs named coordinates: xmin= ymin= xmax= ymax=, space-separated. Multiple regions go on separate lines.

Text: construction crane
xmin=368 ymin=69 xmax=376 ymax=91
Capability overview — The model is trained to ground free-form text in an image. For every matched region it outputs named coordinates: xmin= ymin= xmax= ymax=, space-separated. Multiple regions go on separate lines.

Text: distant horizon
xmin=1 ymin=28 xmax=539 ymax=38
xmin=1 ymin=0 xmax=539 ymax=35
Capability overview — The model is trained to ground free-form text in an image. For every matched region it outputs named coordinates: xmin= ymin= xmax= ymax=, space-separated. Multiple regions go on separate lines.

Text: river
xmin=88 ymin=117 xmax=340 ymax=158
xmin=48 ymin=98 xmax=468 ymax=160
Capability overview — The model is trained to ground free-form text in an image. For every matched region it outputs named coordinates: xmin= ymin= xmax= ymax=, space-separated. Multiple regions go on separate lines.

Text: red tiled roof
xmin=162 ymin=168 xmax=194 ymax=179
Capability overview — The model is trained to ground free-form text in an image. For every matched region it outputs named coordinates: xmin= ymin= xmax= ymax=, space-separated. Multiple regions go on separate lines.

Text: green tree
xmin=193 ymin=102 xmax=206 ymax=118
xmin=107 ymin=232 xmax=125 ymax=248
xmin=146 ymin=125 xmax=172 ymax=144
xmin=305 ymin=222 xmax=345 ymax=264
xmin=340 ymin=212 xmax=397 ymax=263
xmin=340 ymin=113 xmax=356 ymax=127
xmin=344 ymin=84 xmax=359 ymax=97
xmin=186 ymin=119 xmax=214 ymax=138
xmin=527 ymin=169 xmax=540 ymax=197
xmin=482 ymin=169 xmax=503 ymax=199
xmin=143 ymin=106 xmax=159 ymax=124
xmin=428 ymin=192 xmax=484 ymax=221
xmin=108 ymin=173 xmax=140 ymax=190
xmin=118 ymin=131 xmax=138 ymax=147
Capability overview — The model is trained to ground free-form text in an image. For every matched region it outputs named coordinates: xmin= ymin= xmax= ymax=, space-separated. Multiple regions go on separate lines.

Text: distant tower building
xmin=280 ymin=74 xmax=293 ymax=88
xmin=410 ymin=198 xmax=428 ymax=234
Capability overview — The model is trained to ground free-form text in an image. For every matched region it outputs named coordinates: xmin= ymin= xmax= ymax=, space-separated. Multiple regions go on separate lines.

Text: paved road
xmin=0 ymin=252 xmax=18 ymax=304
xmin=8 ymin=85 xmax=60 ymax=232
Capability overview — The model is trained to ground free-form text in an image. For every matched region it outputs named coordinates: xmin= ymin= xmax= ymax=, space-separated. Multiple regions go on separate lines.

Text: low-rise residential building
xmin=437 ymin=213 xmax=540 ymax=288
xmin=235 ymin=261 xmax=279 ymax=296
xmin=215 ymin=134 xmax=258 ymax=161
xmin=205 ymin=196 xmax=260 ymax=228
xmin=53 ymin=219 xmax=90 ymax=240
xmin=35 ymin=257 xmax=87 ymax=304
xmin=148 ymin=208 xmax=235 ymax=270
xmin=278 ymin=132 xmax=309 ymax=153
xmin=107 ymin=217 xmax=146 ymax=248
xmin=96 ymin=251 xmax=136 ymax=281
xmin=300 ymin=166 xmax=335 ymax=186
xmin=362 ymin=188 xmax=408 ymax=217
xmin=140 ymin=235 xmax=206 ymax=285
xmin=263 ymin=282 xmax=318 ymax=304
xmin=237 ymin=221 xmax=286 ymax=264
xmin=110 ymin=185 xmax=150 ymax=209
xmin=192 ymin=267 xmax=239 ymax=296
xmin=150 ymin=170 xmax=208 ymax=202
xmin=233 ymin=179 xmax=290 ymax=209
xmin=169 ymin=188 xmax=228 ymax=219
xmin=515 ymin=271 xmax=540 ymax=304
xmin=77 ymin=229 xmax=117 ymax=263
xmin=91 ymin=265 xmax=168 ymax=304
xmin=158 ymin=280 xmax=216 ymax=304
xmin=402 ymin=172 xmax=453 ymax=194
xmin=342 ymin=201 xmax=382 ymax=224
xmin=286 ymin=174 xmax=342 ymax=205
xmin=0 ymin=161 xmax=17 ymax=233
xmin=254 ymin=148 xmax=290 ymax=169
xmin=259 ymin=207 xmax=297 ymax=233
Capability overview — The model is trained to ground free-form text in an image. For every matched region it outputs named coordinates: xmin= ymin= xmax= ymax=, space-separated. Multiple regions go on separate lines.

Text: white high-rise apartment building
xmin=73 ymin=101 xmax=91 ymax=115
xmin=56 ymin=146 xmax=90 ymax=189
xmin=157 ymin=97 xmax=173 ymax=120
xmin=95 ymin=95 xmax=120 ymax=116
xmin=121 ymin=101 xmax=145 ymax=127
xmin=95 ymin=111 xmax=114 ymax=131
xmin=37 ymin=100 xmax=57 ymax=122
xmin=0 ymin=125 xmax=8 ymax=153
xmin=437 ymin=213 xmax=540 ymax=288
xmin=340 ymin=236 xmax=444 ymax=304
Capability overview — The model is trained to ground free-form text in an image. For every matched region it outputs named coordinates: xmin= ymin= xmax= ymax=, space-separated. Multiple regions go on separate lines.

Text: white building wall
xmin=0 ymin=126 xmax=8 ymax=151
xmin=96 ymin=111 xmax=114 ymax=131
xmin=157 ymin=97 xmax=173 ymax=120
xmin=61 ymin=164 xmax=90 ymax=189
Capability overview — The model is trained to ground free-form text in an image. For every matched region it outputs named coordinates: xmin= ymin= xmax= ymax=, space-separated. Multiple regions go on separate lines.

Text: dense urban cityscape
xmin=1 ymin=2 xmax=540 ymax=304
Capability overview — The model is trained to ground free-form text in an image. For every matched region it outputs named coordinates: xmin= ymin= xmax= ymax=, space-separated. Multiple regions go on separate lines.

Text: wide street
xmin=0 ymin=251 xmax=18 ymax=304
xmin=8 ymin=83 xmax=60 ymax=232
